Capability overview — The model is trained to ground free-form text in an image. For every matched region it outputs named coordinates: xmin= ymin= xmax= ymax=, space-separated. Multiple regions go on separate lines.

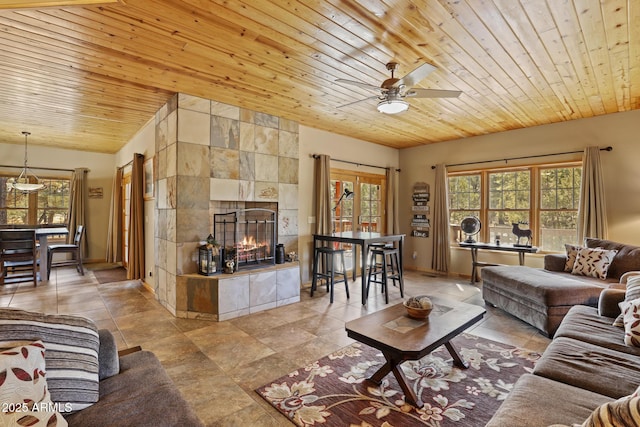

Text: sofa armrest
xmin=620 ymin=271 xmax=640 ymax=285
xmin=598 ymin=288 xmax=626 ymax=318
xmin=544 ymin=254 xmax=567 ymax=272
xmin=98 ymin=329 xmax=120 ymax=380
xmin=118 ymin=346 xmax=142 ymax=357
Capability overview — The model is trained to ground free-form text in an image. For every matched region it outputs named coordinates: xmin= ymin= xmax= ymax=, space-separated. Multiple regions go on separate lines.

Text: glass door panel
xmin=121 ymin=174 xmax=131 ymax=269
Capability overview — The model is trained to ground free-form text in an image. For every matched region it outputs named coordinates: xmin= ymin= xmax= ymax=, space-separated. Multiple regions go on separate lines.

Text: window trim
xmin=448 ymin=160 xmax=581 ymax=251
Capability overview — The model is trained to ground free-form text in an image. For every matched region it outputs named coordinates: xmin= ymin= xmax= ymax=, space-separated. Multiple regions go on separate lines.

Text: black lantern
xmin=198 ymin=244 xmax=219 ymax=276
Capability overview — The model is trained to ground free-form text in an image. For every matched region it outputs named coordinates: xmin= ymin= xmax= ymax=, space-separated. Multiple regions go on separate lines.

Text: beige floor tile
xmin=201 ymin=335 xmax=276 ymax=372
xmin=254 ymin=323 xmax=318 ymax=350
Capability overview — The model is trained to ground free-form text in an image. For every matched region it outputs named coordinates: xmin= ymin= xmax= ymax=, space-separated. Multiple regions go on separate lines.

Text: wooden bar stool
xmin=366 ymin=247 xmax=404 ymax=304
xmin=311 ymin=246 xmax=349 ymax=303
xmin=368 ymin=242 xmax=395 ymax=282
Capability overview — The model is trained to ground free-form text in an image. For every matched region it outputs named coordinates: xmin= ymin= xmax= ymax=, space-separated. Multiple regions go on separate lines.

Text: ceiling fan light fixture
xmin=377 ymin=98 xmax=409 ymax=114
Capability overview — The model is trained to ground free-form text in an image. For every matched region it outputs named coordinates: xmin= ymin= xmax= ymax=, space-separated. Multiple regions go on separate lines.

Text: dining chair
xmin=0 ymin=229 xmax=38 ymax=286
xmin=47 ymin=225 xmax=85 ymax=280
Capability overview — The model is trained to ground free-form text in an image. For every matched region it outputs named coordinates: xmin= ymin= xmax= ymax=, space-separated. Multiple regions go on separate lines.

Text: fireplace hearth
xmin=214 ymin=208 xmax=276 ymax=272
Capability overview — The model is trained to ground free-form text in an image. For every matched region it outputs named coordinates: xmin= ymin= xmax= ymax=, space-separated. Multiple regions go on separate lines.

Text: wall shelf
xmin=411 ymin=182 xmax=430 ymax=238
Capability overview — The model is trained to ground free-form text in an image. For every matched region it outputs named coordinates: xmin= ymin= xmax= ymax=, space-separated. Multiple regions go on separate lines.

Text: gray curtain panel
xmin=67 ymin=168 xmax=89 ymax=256
xmin=431 ymin=164 xmax=451 ymax=273
xmin=128 ymin=154 xmax=145 ymax=280
xmin=577 ymin=146 xmax=608 ymax=241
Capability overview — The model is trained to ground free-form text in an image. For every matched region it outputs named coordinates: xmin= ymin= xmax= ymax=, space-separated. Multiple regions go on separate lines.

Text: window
xmin=448 ymin=163 xmax=581 ymax=252
xmin=0 ymin=176 xmax=70 ymax=226
xmin=449 ymin=174 xmax=481 ymax=225
xmin=488 ymin=170 xmax=531 ymax=244
xmin=358 ymin=177 xmax=384 ymax=233
xmin=539 ymin=166 xmax=581 ymax=251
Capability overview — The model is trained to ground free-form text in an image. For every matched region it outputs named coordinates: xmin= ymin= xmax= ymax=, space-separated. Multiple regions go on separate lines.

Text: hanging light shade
xmin=8 ymin=131 xmax=46 ymax=193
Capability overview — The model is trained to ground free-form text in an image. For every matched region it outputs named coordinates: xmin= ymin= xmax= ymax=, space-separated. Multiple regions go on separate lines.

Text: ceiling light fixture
xmin=377 ymin=98 xmax=409 ymax=114
xmin=8 ymin=131 xmax=45 ymax=193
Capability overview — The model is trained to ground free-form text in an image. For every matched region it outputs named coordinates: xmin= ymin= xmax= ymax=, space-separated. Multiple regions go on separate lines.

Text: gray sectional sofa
xmin=482 ymin=238 xmax=640 ymax=336
xmin=0 ymin=308 xmax=202 ymax=427
xmin=486 ymin=285 xmax=639 ymax=426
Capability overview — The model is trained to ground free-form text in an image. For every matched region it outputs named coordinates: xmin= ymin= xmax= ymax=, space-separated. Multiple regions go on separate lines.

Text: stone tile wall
xmin=154 ymin=93 xmax=299 ymax=315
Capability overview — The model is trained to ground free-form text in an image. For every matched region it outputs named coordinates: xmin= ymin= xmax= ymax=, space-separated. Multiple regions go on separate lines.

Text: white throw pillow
xmin=571 ymin=247 xmax=618 ymax=280
xmin=621 ymin=297 xmax=640 ymax=347
xmin=564 ymin=244 xmax=583 ymax=272
xmin=0 ymin=341 xmax=68 ymax=427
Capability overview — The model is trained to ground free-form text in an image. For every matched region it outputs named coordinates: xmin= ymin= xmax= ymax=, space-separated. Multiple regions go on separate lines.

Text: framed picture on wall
xmin=143 ymin=156 xmax=155 ymax=200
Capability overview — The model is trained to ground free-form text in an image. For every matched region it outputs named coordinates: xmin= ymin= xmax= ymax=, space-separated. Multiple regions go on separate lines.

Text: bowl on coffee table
xmin=403 ymin=296 xmax=433 ymax=319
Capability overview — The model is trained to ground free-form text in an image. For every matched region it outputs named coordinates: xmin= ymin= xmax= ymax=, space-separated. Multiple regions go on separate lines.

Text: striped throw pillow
xmin=613 ymin=275 xmax=640 ymax=327
xmin=580 ymin=385 xmax=640 ymax=426
xmin=0 ymin=308 xmax=99 ymax=412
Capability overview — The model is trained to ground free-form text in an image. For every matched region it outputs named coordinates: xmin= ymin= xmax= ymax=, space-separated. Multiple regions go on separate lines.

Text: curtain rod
xmin=311 ymin=154 xmax=400 ymax=172
xmin=430 ymin=146 xmax=613 ymax=169
xmin=0 ymin=164 xmax=75 ymax=172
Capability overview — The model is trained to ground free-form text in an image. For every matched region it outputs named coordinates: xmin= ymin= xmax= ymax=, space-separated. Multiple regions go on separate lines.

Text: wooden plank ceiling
xmin=0 ymin=0 xmax=637 ymax=153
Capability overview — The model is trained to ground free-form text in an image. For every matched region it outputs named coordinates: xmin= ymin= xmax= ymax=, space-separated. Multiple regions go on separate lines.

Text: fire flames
xmin=237 ymin=235 xmax=270 ymax=263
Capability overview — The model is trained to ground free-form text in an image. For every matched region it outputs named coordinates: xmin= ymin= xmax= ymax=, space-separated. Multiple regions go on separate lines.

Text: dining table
xmin=313 ymin=231 xmax=405 ymax=305
xmin=35 ymin=227 xmax=69 ymax=283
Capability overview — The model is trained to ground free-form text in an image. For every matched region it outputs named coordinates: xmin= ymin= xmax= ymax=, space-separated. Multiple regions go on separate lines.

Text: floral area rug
xmin=256 ymin=333 xmax=540 ymax=427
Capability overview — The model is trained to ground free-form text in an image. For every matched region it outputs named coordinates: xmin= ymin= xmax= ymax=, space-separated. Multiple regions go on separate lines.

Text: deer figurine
xmin=512 ymin=222 xmax=532 ymax=246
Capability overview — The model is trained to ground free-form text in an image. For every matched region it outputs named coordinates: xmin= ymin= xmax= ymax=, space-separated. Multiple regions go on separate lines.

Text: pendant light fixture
xmin=8 ymin=131 xmax=46 ymax=193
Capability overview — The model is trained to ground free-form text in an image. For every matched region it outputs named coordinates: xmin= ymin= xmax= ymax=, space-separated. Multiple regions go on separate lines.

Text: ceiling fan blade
xmin=406 ymin=88 xmax=462 ymax=98
xmin=336 ymin=96 xmax=379 ymax=109
xmin=394 ymin=63 xmax=436 ymax=88
xmin=335 ymin=78 xmax=380 ymax=91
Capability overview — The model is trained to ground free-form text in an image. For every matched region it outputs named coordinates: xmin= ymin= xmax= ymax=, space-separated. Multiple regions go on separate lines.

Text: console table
xmin=459 ymin=242 xmax=538 ymax=283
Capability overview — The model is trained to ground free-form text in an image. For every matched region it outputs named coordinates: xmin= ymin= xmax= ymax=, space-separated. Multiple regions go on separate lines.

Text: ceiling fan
xmin=336 ymin=62 xmax=461 ymax=114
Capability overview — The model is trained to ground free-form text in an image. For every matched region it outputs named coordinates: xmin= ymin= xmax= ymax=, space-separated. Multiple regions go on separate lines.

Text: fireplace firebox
xmin=214 ymin=208 xmax=276 ymax=271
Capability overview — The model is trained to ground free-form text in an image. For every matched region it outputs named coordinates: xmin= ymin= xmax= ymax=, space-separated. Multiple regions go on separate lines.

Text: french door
xmin=331 ymin=169 xmax=386 ymax=275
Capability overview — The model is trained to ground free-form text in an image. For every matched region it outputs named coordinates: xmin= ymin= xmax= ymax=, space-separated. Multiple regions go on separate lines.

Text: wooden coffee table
xmin=345 ymin=296 xmax=486 ymax=408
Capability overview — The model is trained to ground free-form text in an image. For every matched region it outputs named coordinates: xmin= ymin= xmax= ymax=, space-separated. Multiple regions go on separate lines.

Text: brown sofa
xmin=482 ymin=238 xmax=640 ymax=336
xmin=486 ymin=283 xmax=639 ymax=426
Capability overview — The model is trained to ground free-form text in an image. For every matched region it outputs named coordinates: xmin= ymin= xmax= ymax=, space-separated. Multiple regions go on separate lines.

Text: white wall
xmin=298 ymin=125 xmax=400 ymax=282
xmin=0 ymin=142 xmax=115 ymax=261
xmin=114 ymin=118 xmax=156 ymax=287
xmin=399 ymin=109 xmax=640 ymax=276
